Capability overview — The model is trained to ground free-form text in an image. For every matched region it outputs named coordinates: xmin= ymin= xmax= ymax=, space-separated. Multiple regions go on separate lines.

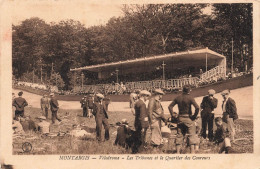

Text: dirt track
xmin=13 ymin=86 xmax=253 ymax=119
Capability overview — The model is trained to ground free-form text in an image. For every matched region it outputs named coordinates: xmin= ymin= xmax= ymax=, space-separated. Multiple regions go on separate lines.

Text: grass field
xmin=13 ymin=107 xmax=253 ymax=155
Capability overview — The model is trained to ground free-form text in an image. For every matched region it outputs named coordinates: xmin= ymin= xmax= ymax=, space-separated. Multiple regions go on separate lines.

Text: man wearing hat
xmin=37 ymin=116 xmax=50 ymax=135
xmin=148 ymin=88 xmax=167 ymax=147
xmin=200 ymin=89 xmax=218 ymax=141
xmin=133 ymin=90 xmax=151 ymax=153
xmin=92 ymin=93 xmax=110 ymax=141
xmin=41 ymin=94 xmax=50 ymax=119
xmin=115 ymin=119 xmax=132 ymax=148
xmin=80 ymin=95 xmax=88 ymax=117
xmin=12 ymin=91 xmax=28 ymax=119
xmin=168 ymin=85 xmax=199 ymax=154
xmin=221 ymin=89 xmax=238 ymax=141
xmin=49 ymin=93 xmax=62 ymax=124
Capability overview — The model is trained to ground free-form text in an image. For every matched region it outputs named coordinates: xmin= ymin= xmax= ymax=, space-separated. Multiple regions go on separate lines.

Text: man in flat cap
xmin=12 ymin=91 xmax=28 ymax=120
xmin=148 ymin=88 xmax=167 ymax=147
xmin=49 ymin=93 xmax=61 ymax=124
xmin=41 ymin=94 xmax=49 ymax=119
xmin=80 ymin=95 xmax=88 ymax=117
xmin=221 ymin=89 xmax=238 ymax=141
xmin=200 ymin=89 xmax=218 ymax=141
xmin=92 ymin=93 xmax=110 ymax=141
xmin=168 ymin=85 xmax=199 ymax=154
xmin=133 ymin=90 xmax=151 ymax=153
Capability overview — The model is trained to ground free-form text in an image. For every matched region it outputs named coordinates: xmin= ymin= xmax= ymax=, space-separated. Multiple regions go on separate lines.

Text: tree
xmin=49 ymin=72 xmax=65 ymax=89
xmin=210 ymin=3 xmax=253 ymax=71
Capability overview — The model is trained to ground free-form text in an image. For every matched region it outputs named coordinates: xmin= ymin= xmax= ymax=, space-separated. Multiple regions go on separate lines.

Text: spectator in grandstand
xmin=120 ymin=82 xmax=126 ymax=93
xmin=200 ymin=69 xmax=203 ymax=74
xmin=221 ymin=90 xmax=238 ymax=141
xmin=214 ymin=117 xmax=236 ymax=153
xmin=12 ymin=91 xmax=28 ymax=119
xmin=200 ymin=89 xmax=218 ymax=141
xmin=148 ymin=89 xmax=167 ymax=147
xmin=49 ymin=93 xmax=62 ymax=124
xmin=92 ymin=93 xmax=110 ymax=142
xmin=80 ymin=95 xmax=88 ymax=117
xmin=37 ymin=116 xmax=51 ymax=135
xmin=168 ymin=85 xmax=200 ymax=154
xmin=41 ymin=94 xmax=50 ymax=119
xmin=133 ymin=90 xmax=151 ymax=153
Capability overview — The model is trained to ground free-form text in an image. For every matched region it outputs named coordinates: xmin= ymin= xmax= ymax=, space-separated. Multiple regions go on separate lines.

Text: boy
xmin=214 ymin=117 xmax=236 ymax=154
xmin=114 ymin=119 xmax=133 ymax=149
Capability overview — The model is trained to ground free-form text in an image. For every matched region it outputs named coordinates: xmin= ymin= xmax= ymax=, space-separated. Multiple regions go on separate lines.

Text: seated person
xmin=214 ymin=117 xmax=236 ymax=154
xmin=20 ymin=116 xmax=37 ymax=132
xmin=37 ymin=116 xmax=50 ymax=135
xmin=12 ymin=118 xmax=25 ymax=135
xmin=114 ymin=119 xmax=133 ymax=149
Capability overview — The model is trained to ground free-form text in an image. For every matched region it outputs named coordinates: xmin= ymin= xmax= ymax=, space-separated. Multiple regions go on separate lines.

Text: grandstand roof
xmin=70 ymin=48 xmax=225 ymax=73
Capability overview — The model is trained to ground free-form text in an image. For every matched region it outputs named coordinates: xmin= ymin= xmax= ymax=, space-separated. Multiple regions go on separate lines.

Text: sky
xmin=12 ymin=1 xmax=212 ymax=28
xmin=12 ymin=1 xmax=124 ymax=27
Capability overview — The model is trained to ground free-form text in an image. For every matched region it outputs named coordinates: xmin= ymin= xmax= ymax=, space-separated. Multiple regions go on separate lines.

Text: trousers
xmin=15 ymin=110 xmax=24 ymax=120
xmin=176 ymin=117 xmax=197 ymax=145
xmin=52 ymin=110 xmax=61 ymax=123
xmin=43 ymin=107 xmax=48 ymax=118
xmin=95 ymin=116 xmax=109 ymax=141
xmin=201 ymin=112 xmax=214 ymax=140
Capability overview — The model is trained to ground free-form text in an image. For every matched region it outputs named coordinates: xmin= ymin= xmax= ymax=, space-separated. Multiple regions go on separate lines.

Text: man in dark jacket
xmin=168 ymin=85 xmax=200 ymax=154
xmin=133 ymin=90 xmax=151 ymax=153
xmin=200 ymin=89 xmax=218 ymax=141
xmin=92 ymin=93 xmax=109 ymax=141
xmin=49 ymin=93 xmax=61 ymax=124
xmin=12 ymin=91 xmax=28 ymax=119
xmin=80 ymin=95 xmax=88 ymax=117
xmin=40 ymin=94 xmax=49 ymax=119
xmin=221 ymin=89 xmax=238 ymax=141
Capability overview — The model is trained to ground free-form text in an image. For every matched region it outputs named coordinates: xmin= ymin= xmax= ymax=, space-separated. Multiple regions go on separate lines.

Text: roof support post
xmin=206 ymin=53 xmax=208 ymax=72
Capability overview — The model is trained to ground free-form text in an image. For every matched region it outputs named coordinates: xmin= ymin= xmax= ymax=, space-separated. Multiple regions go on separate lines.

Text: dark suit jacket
xmin=134 ymin=99 xmax=149 ymax=129
xmin=200 ymin=96 xmax=218 ymax=116
xmin=222 ymin=97 xmax=238 ymax=120
xmin=50 ymin=97 xmax=59 ymax=112
xmin=12 ymin=97 xmax=28 ymax=111
xmin=93 ymin=101 xmax=108 ymax=119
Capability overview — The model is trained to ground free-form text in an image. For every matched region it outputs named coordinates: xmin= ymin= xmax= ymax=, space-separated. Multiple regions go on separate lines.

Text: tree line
xmin=12 ymin=3 xmax=252 ymax=90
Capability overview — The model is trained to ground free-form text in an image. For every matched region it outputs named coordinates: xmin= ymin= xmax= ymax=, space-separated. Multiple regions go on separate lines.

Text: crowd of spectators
xmin=13 ymin=67 xmax=253 ymax=96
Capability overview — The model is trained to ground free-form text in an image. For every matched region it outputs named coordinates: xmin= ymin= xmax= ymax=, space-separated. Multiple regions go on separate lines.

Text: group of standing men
xmin=12 ymin=91 xmax=61 ymax=124
xmin=131 ymin=85 xmax=238 ymax=154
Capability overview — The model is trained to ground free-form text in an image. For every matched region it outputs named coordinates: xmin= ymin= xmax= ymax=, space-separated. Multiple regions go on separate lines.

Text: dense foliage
xmin=12 ymin=4 xmax=252 ymax=89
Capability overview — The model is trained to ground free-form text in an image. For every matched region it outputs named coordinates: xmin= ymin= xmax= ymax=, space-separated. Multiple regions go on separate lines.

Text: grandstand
xmin=70 ymin=48 xmax=226 ymax=94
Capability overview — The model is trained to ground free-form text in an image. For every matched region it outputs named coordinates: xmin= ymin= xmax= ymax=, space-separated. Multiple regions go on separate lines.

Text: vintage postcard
xmin=1 ymin=0 xmax=260 ymax=169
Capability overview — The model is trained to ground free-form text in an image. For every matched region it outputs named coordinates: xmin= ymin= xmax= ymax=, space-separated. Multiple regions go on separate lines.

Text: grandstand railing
xmin=200 ymin=65 xmax=226 ymax=82
xmin=76 ymin=77 xmax=200 ymax=94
